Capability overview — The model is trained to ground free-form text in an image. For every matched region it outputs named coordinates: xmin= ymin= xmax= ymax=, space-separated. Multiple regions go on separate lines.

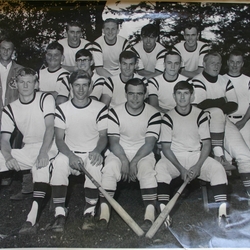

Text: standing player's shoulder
xmin=145 ymin=102 xmax=161 ymax=115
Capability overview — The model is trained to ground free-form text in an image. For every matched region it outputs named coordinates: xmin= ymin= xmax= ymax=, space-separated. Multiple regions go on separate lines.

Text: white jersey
xmin=93 ymin=35 xmax=130 ymax=75
xmin=160 ymin=106 xmax=210 ymax=153
xmin=103 ymin=73 xmax=147 ymax=108
xmin=108 ymin=103 xmax=161 ymax=152
xmin=192 ymin=73 xmax=238 ymax=105
xmin=148 ymin=73 xmax=188 ymax=110
xmin=1 ymin=92 xmax=55 ymax=144
xmin=130 ymin=41 xmax=167 ymax=73
xmin=58 ymin=38 xmax=92 ymax=67
xmin=223 ymin=73 xmax=250 ymax=116
xmin=89 ymin=72 xmax=106 ymax=100
xmin=173 ymin=41 xmax=210 ymax=71
xmin=39 ymin=67 xmax=70 ymax=98
xmin=55 ymin=98 xmax=108 ymax=152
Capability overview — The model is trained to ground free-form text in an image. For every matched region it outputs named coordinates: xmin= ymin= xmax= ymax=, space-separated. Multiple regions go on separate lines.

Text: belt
xmin=228 ymin=115 xmax=243 ymax=119
xmin=74 ymin=151 xmax=87 ymax=154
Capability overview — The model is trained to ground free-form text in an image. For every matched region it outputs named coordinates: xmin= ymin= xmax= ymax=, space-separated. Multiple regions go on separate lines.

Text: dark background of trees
xmin=0 ymin=1 xmax=250 ymax=75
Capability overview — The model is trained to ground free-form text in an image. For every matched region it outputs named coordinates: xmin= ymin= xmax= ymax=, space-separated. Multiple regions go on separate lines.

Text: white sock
xmin=160 ymin=203 xmax=165 ymax=212
xmin=99 ymin=203 xmax=110 ymax=222
xmin=213 ymin=147 xmax=224 ymax=157
xmin=55 ymin=206 xmax=66 ymax=217
xmin=218 ymin=202 xmax=227 ymax=217
xmin=26 ymin=201 xmax=38 ymax=226
xmin=144 ymin=204 xmax=155 ymax=223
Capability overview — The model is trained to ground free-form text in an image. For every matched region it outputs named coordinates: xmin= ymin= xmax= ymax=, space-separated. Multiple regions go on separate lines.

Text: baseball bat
xmin=145 ymin=178 xmax=189 ymax=239
xmin=79 ymin=163 xmax=144 ymax=237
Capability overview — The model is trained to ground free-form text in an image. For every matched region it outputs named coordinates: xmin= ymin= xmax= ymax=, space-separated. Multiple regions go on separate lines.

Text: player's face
xmin=204 ymin=55 xmax=222 ymax=77
xmin=0 ymin=41 xmax=14 ymax=62
xmin=120 ymin=58 xmax=136 ymax=77
xmin=103 ymin=22 xmax=119 ymax=44
xmin=126 ymin=84 xmax=145 ymax=111
xmin=173 ymin=89 xmax=194 ymax=108
xmin=67 ymin=26 xmax=82 ymax=47
xmin=72 ymin=78 xmax=91 ymax=101
xmin=164 ymin=54 xmax=181 ymax=77
xmin=46 ymin=49 xmax=63 ymax=69
xmin=227 ymin=55 xmax=244 ymax=76
xmin=16 ymin=75 xmax=38 ymax=100
xmin=76 ymin=56 xmax=93 ymax=71
xmin=183 ymin=28 xmax=199 ymax=48
xmin=141 ymin=35 xmax=157 ymax=52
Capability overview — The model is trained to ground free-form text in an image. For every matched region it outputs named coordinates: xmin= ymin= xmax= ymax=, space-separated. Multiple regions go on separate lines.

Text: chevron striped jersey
xmin=108 ymin=103 xmax=161 ymax=152
xmin=1 ymin=92 xmax=55 ymax=144
xmin=160 ymin=106 xmax=210 ymax=153
xmin=89 ymin=72 xmax=107 ymax=100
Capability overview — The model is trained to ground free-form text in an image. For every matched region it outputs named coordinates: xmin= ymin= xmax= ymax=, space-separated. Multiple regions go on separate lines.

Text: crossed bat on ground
xmin=79 ymin=163 xmax=189 ymax=238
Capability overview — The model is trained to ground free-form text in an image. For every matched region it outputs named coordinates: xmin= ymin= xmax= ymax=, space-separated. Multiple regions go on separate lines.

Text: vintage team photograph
xmin=0 ymin=0 xmax=250 ymax=248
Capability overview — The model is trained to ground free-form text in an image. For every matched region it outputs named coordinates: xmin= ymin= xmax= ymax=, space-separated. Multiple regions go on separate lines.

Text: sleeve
xmin=148 ymin=78 xmax=159 ymax=97
xmin=159 ymin=113 xmax=173 ymax=143
xmin=172 ymin=43 xmax=185 ymax=69
xmin=225 ymin=79 xmax=238 ymax=103
xmin=96 ymin=104 xmax=108 ymax=131
xmin=56 ymin=72 xmax=70 ymax=97
xmin=191 ymin=78 xmax=207 ymax=104
xmin=54 ymin=105 xmax=66 ymax=130
xmin=197 ymin=110 xmax=211 ymax=140
xmin=41 ymin=93 xmax=55 ymax=118
xmin=90 ymin=76 xmax=106 ymax=100
xmin=102 ymin=77 xmax=113 ymax=97
xmin=155 ymin=47 xmax=168 ymax=72
xmin=92 ymin=40 xmax=104 ymax=68
xmin=198 ymin=43 xmax=211 ymax=68
xmin=107 ymin=108 xmax=120 ymax=138
xmin=129 ymin=46 xmax=144 ymax=71
xmin=1 ymin=105 xmax=16 ymax=134
xmin=146 ymin=111 xmax=162 ymax=139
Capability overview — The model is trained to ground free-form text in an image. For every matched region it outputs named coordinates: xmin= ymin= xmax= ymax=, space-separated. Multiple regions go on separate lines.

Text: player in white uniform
xmin=192 ymin=52 xmax=250 ymax=203
xmin=224 ymin=50 xmax=250 ymax=149
xmin=93 ymin=18 xmax=131 ymax=78
xmin=50 ymin=70 xmax=108 ymax=232
xmin=173 ymin=24 xmax=210 ymax=78
xmin=0 ymin=68 xmax=57 ymax=234
xmin=148 ymin=51 xmax=188 ymax=113
xmin=39 ymin=41 xmax=70 ymax=105
xmin=58 ymin=20 xmax=92 ymax=72
xmin=155 ymin=80 xmax=229 ymax=228
xmin=98 ymin=78 xmax=162 ymax=231
xmin=101 ymin=50 xmax=147 ymax=108
xmin=130 ymin=24 xmax=167 ymax=79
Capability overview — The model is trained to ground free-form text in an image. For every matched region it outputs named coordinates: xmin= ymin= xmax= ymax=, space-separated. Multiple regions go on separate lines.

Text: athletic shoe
xmin=141 ymin=219 xmax=152 ymax=231
xmin=164 ymin=215 xmax=172 ymax=228
xmin=10 ymin=191 xmax=33 ymax=201
xmin=51 ymin=215 xmax=67 ymax=233
xmin=82 ymin=214 xmax=95 ymax=230
xmin=19 ymin=221 xmax=38 ymax=235
xmin=96 ymin=219 xmax=108 ymax=230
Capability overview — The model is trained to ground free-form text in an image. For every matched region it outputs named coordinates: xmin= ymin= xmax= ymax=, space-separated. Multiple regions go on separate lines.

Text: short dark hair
xmin=164 ymin=51 xmax=182 ymax=62
xmin=174 ymin=80 xmax=194 ymax=94
xmin=141 ymin=24 xmax=159 ymax=38
xmin=183 ymin=23 xmax=199 ymax=34
xmin=75 ymin=49 xmax=93 ymax=61
xmin=69 ymin=70 xmax=91 ymax=85
xmin=119 ymin=51 xmax=137 ymax=63
xmin=0 ymin=39 xmax=15 ymax=49
xmin=103 ymin=18 xmax=119 ymax=29
xmin=125 ymin=78 xmax=147 ymax=94
xmin=46 ymin=41 xmax=64 ymax=54
xmin=228 ymin=50 xmax=244 ymax=59
xmin=203 ymin=51 xmax=221 ymax=63
xmin=66 ymin=20 xmax=82 ymax=32
xmin=16 ymin=67 xmax=38 ymax=82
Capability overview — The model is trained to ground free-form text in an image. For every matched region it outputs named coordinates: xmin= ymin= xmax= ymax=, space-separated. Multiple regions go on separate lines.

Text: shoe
xmin=141 ymin=219 xmax=152 ymax=231
xmin=218 ymin=214 xmax=230 ymax=230
xmin=10 ymin=191 xmax=33 ymax=201
xmin=1 ymin=177 xmax=12 ymax=186
xmin=51 ymin=214 xmax=67 ymax=233
xmin=82 ymin=214 xmax=95 ymax=230
xmin=214 ymin=156 xmax=236 ymax=171
xmin=19 ymin=221 xmax=38 ymax=234
xmin=164 ymin=215 xmax=172 ymax=228
xmin=96 ymin=219 xmax=108 ymax=230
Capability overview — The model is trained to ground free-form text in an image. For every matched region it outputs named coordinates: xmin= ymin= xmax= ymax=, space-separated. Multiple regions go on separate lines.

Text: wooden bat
xmin=145 ymin=178 xmax=190 ymax=239
xmin=79 ymin=163 xmax=144 ymax=237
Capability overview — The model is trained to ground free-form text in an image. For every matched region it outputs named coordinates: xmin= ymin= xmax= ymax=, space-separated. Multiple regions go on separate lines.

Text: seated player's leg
xmin=98 ymin=152 xmax=122 ymax=229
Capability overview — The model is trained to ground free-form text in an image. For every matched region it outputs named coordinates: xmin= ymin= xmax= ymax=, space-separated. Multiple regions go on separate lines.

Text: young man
xmin=93 ymin=18 xmax=131 ymax=78
xmin=224 ymin=50 xmax=250 ymax=149
xmin=148 ymin=51 xmax=188 ymax=114
xmin=50 ymin=70 xmax=108 ymax=232
xmin=130 ymin=24 xmax=167 ymax=79
xmin=58 ymin=20 xmax=92 ymax=72
xmin=0 ymin=68 xmax=57 ymax=234
xmin=101 ymin=50 xmax=147 ymax=108
xmin=173 ymin=24 xmax=210 ymax=78
xmin=155 ymin=80 xmax=229 ymax=228
xmin=99 ymin=78 xmax=162 ymax=230
xmin=192 ymin=52 xmax=250 ymax=203
xmin=39 ymin=41 xmax=70 ymax=105
xmin=75 ymin=48 xmax=106 ymax=101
